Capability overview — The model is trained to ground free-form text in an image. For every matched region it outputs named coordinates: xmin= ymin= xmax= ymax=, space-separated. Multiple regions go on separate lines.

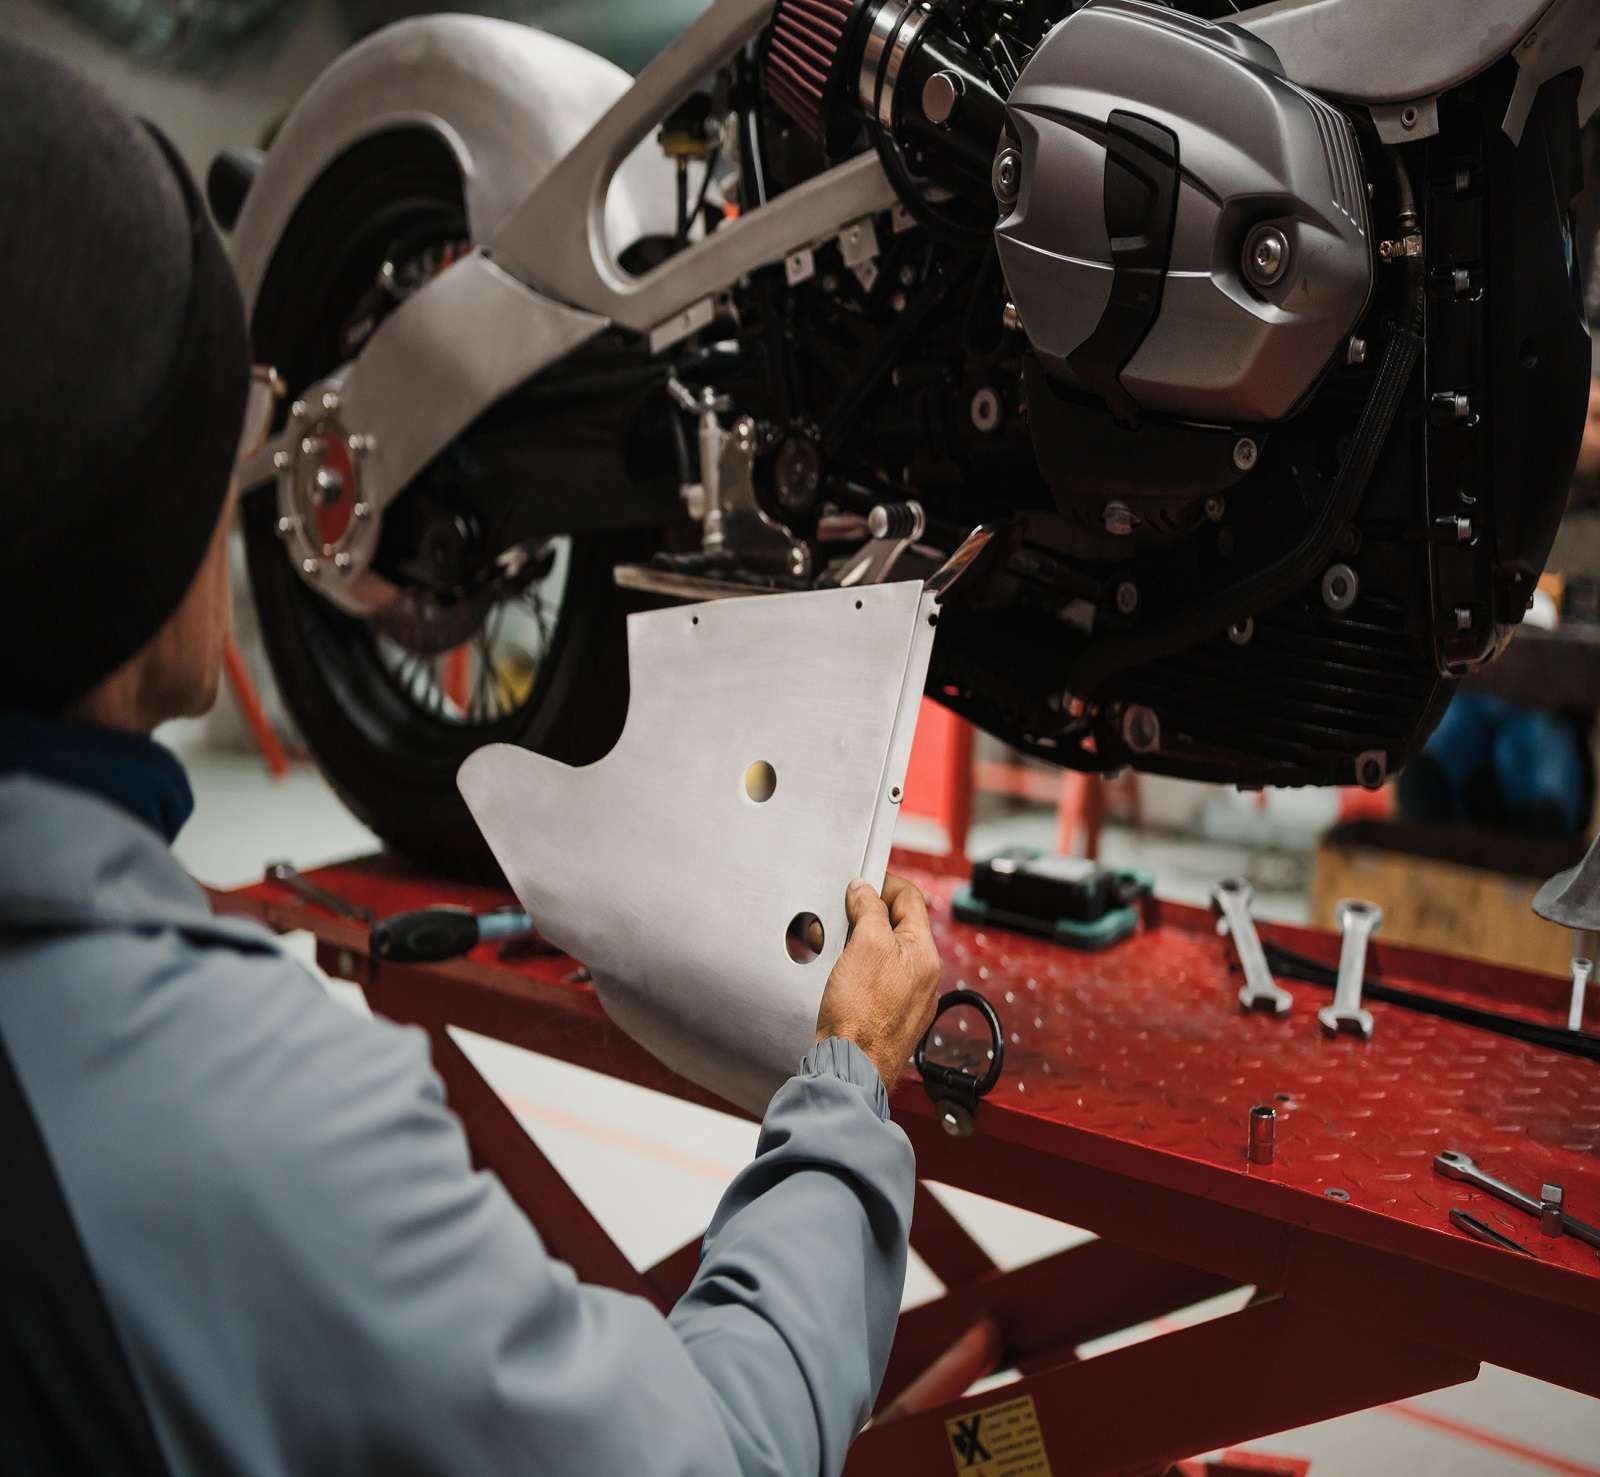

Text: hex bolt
xmin=333 ymin=551 xmax=354 ymax=570
xmin=1248 ymin=1104 xmax=1277 ymax=1166
xmin=272 ymin=449 xmax=290 ymax=472
xmin=1346 ymin=337 xmax=1368 ymax=366
xmin=274 ymin=515 xmax=295 ymax=540
xmin=1114 ymin=581 xmax=1140 ymax=616
xmin=1204 ymin=495 xmax=1226 ymax=522
xmin=1001 ymin=301 xmax=1023 ymax=332
xmin=1541 ymin=1183 xmax=1565 ymax=1237
xmin=289 ymin=399 xmax=308 ymax=421
xmin=352 ymin=501 xmax=371 ymax=521
xmin=1233 ymin=437 xmax=1259 ymax=472
xmin=300 ymin=557 xmax=322 ymax=577
xmin=1569 ymin=957 xmax=1592 ymax=1032
xmin=320 ymin=390 xmax=340 ymax=413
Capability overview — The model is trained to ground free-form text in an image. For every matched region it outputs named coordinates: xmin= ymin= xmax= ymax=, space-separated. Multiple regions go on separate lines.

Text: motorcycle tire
xmin=243 ymin=129 xmax=647 ymax=877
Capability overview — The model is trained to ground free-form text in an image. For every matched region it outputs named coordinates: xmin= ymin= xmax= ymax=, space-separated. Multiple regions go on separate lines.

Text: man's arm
xmin=10 ymin=877 xmax=939 ymax=1477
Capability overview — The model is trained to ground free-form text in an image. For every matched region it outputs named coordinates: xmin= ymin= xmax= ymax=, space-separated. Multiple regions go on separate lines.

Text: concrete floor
xmin=171 ymin=739 xmax=1600 ymax=1475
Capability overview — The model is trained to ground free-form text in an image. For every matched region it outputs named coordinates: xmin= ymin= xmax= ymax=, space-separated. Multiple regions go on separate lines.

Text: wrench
xmin=1569 ymin=957 xmax=1592 ymax=1033
xmin=1212 ymin=878 xmax=1293 ymax=1016
xmin=1434 ymin=1150 xmax=1600 ymax=1252
xmin=1320 ymin=898 xmax=1380 ymax=1039
xmin=264 ymin=861 xmax=376 ymax=925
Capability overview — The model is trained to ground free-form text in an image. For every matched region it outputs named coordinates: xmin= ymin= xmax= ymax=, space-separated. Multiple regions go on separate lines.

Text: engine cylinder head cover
xmin=995 ymin=0 xmax=1372 ymax=425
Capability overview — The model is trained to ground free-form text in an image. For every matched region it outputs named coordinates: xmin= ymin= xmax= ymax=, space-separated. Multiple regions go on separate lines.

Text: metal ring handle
xmin=914 ymin=988 xmax=1006 ymax=1097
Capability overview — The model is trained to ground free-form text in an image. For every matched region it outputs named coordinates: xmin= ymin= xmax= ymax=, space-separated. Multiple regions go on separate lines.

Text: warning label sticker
xmin=945 ymin=1394 xmax=1052 ymax=1476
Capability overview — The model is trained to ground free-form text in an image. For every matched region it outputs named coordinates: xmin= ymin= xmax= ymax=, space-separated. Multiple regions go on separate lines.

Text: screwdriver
xmin=370 ymin=906 xmax=537 ymax=964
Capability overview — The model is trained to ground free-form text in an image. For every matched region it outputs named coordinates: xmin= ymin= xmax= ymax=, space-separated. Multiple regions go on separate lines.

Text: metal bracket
xmin=915 ymin=989 xmax=1006 ymax=1137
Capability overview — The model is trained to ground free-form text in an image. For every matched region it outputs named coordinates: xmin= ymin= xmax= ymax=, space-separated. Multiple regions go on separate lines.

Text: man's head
xmin=0 ymin=41 xmax=252 ymax=733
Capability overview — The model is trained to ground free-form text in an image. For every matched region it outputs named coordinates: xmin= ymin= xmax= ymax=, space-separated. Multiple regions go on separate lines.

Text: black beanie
xmin=0 ymin=40 xmax=251 ymax=715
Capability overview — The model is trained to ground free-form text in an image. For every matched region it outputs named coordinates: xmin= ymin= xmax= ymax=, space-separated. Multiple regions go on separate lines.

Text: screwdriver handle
xmin=370 ymin=907 xmax=536 ymax=964
xmin=371 ymin=907 xmax=480 ymax=964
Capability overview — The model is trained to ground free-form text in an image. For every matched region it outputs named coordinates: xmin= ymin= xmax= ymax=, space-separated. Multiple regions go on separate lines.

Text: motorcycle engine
xmin=996 ymin=3 xmax=1372 ymax=430
xmin=759 ymin=0 xmax=1588 ymax=791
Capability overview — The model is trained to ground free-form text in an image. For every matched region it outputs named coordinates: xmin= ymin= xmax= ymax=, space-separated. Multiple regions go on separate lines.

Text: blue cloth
xmin=0 ymin=713 xmax=192 ymax=843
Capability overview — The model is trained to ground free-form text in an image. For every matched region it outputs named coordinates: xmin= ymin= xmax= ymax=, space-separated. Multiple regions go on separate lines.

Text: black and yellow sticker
xmin=945 ymin=1393 xmax=1052 ymax=1476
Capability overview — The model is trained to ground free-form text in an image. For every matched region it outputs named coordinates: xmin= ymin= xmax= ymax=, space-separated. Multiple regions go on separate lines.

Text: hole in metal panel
xmin=785 ymin=912 xmax=824 ymax=963
xmin=744 ymin=761 xmax=778 ymax=803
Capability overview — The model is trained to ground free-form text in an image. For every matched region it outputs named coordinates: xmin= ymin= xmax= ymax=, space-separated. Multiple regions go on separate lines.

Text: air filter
xmin=765 ymin=0 xmax=859 ymax=145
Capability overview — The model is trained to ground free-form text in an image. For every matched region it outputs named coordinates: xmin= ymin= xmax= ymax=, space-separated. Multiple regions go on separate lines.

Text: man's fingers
xmin=844 ymin=877 xmax=890 ymax=935
xmin=882 ymin=873 xmax=932 ymax=939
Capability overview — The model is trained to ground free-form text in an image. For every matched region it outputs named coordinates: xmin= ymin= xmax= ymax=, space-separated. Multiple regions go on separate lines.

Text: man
xmin=0 ymin=41 xmax=942 ymax=1477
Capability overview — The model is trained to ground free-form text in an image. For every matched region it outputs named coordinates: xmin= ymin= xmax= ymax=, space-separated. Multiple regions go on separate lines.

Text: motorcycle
xmin=220 ymin=0 xmax=1599 ymax=872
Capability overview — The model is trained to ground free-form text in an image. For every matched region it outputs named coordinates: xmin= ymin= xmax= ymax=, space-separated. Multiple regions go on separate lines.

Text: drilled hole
xmin=785 ymin=912 xmax=824 ymax=963
xmin=744 ymin=760 xmax=777 ymax=803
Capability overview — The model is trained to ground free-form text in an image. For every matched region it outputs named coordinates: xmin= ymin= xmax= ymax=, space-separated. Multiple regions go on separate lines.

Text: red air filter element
xmin=766 ymin=0 xmax=858 ymax=144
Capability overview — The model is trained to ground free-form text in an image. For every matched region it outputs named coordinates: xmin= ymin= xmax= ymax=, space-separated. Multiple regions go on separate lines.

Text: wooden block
xmin=1311 ymin=840 xmax=1572 ymax=979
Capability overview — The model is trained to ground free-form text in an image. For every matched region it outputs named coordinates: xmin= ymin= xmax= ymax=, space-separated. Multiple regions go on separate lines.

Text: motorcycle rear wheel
xmin=244 ymin=130 xmax=646 ymax=875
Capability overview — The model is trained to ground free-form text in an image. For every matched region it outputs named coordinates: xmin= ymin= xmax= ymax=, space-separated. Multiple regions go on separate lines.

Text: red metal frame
xmin=214 ymin=849 xmax=1600 ymax=1474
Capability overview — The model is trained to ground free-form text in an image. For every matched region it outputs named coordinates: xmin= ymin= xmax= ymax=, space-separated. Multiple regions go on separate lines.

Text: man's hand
xmin=814 ymin=875 xmax=942 ymax=1094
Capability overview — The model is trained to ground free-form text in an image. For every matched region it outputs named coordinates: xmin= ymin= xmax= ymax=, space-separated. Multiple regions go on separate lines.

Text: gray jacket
xmin=0 ymin=773 xmax=914 ymax=1476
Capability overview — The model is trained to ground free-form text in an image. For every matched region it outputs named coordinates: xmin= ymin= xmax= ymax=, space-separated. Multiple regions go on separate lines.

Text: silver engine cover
xmin=997 ymin=0 xmax=1372 ymax=425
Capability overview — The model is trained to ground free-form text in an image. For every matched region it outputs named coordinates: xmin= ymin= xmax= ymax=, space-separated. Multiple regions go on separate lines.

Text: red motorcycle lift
xmin=215 ymin=848 xmax=1600 ymax=1475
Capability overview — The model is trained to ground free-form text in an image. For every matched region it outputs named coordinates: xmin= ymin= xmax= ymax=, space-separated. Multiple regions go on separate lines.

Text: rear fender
xmin=230 ymin=14 xmax=674 ymax=314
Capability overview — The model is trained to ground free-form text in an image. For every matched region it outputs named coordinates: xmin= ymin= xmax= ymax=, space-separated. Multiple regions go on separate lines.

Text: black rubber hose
xmin=1262 ymin=941 xmax=1600 ymax=1063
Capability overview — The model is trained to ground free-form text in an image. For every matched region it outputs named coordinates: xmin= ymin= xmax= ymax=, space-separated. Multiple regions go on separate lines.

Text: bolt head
xmin=1228 ymin=617 xmax=1254 ymax=646
xmin=320 ymin=390 xmax=340 ymax=413
xmin=1243 ymin=224 xmax=1290 ymax=289
xmin=352 ymin=501 xmax=371 ymax=520
xmin=992 ymin=149 xmax=1021 ymax=205
xmin=300 ymin=557 xmax=322 ymax=577
xmin=300 ymin=435 xmax=326 ymax=459
xmin=1001 ymin=301 xmax=1023 ymax=333
xmin=1346 ymin=336 xmax=1368 ymax=366
xmin=1233 ymin=437 xmax=1259 ymax=472
xmin=289 ymin=399 xmax=308 ymax=421
xmin=1123 ymin=705 xmax=1160 ymax=754
xmin=1114 ymin=581 xmax=1139 ymax=616
xmin=275 ymin=515 xmax=295 ymax=539
xmin=272 ymin=449 xmax=290 ymax=472
xmin=333 ymin=551 xmax=354 ymax=570
xmin=1203 ymin=495 xmax=1226 ymax=523
xmin=1103 ymin=501 xmax=1136 ymax=537
xmin=1321 ymin=562 xmax=1359 ymax=613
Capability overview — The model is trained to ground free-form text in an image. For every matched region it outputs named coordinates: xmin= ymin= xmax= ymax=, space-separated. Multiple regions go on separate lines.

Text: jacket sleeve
xmin=25 ymin=937 xmax=915 ymax=1477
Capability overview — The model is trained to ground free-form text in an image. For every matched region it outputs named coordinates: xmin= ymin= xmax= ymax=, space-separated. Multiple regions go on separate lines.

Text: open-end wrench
xmin=264 ymin=861 xmax=376 ymax=925
xmin=1435 ymin=1150 xmax=1600 ymax=1252
xmin=1212 ymin=878 xmax=1293 ymax=1016
xmin=1320 ymin=898 xmax=1380 ymax=1039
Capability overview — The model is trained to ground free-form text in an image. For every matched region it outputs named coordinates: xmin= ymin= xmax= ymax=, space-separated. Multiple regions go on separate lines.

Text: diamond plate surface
xmin=234 ymin=850 xmax=1600 ymax=1295
xmin=905 ymin=861 xmax=1600 ymax=1285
